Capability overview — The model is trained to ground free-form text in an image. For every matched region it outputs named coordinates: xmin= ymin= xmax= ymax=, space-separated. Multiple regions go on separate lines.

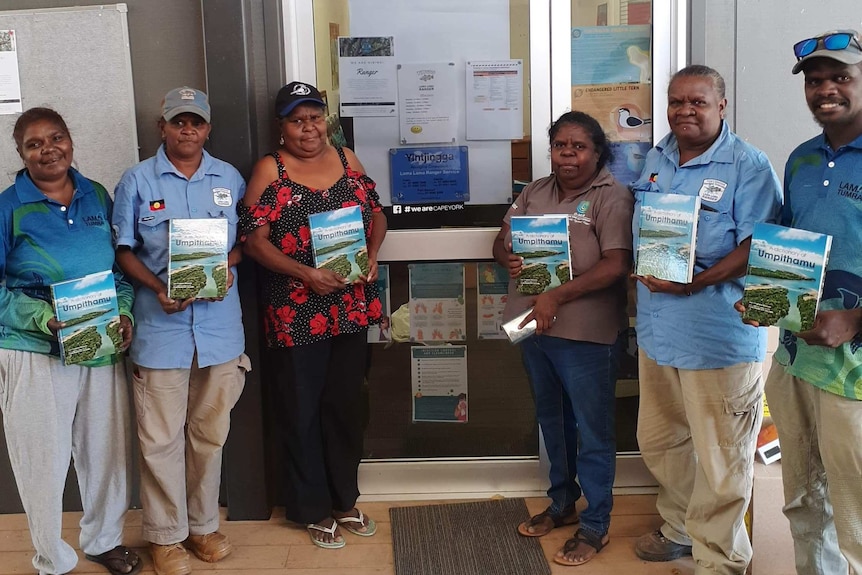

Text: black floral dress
xmin=239 ymin=147 xmax=383 ymax=348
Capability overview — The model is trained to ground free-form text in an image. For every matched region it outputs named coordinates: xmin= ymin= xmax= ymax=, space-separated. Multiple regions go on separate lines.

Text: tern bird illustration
xmin=618 ymin=108 xmax=652 ymax=129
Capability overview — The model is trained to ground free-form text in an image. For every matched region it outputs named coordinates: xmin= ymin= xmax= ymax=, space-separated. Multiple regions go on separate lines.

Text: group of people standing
xmin=498 ymin=29 xmax=862 ymax=575
xmin=1 ymin=25 xmax=861 ymax=575
xmin=0 ymin=81 xmax=384 ymax=575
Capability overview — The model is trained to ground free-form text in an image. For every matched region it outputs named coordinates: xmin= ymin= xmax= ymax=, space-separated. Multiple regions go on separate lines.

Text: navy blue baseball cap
xmin=275 ymin=82 xmax=326 ymax=118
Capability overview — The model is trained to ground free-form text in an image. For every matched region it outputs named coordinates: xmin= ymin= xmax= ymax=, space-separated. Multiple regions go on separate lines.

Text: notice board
xmin=0 ymin=4 xmax=138 ymax=193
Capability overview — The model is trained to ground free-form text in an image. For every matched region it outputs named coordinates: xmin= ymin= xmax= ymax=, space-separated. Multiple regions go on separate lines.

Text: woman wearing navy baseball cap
xmin=241 ymin=82 xmax=387 ymax=549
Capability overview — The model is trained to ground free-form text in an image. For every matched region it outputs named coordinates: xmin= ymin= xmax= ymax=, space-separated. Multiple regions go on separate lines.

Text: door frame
xmin=279 ymin=0 xmax=686 ymax=499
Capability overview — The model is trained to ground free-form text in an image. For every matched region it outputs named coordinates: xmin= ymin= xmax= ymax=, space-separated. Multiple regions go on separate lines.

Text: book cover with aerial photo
xmin=309 ymin=205 xmax=368 ymax=283
xmin=51 ymin=270 xmax=121 ymax=365
xmin=635 ymin=192 xmax=700 ymax=283
xmin=168 ymin=218 xmax=229 ymax=300
xmin=510 ymin=215 xmax=572 ymax=295
xmin=742 ymin=223 xmax=832 ymax=332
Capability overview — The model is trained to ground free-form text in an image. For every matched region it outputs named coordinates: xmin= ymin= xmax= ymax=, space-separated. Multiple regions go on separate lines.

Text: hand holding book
xmin=157 ymin=290 xmax=195 ymax=314
xmin=737 ymin=301 xmax=861 ymax=348
xmin=503 ymin=245 xmax=524 ymax=279
xmin=632 ymin=273 xmax=692 ymax=296
xmin=357 ymin=257 xmax=379 ymax=284
xmin=304 ymin=266 xmax=356 ymax=295
xmin=46 ymin=317 xmax=65 ymax=336
xmin=117 ymin=314 xmax=133 ymax=351
xmin=796 ymin=309 xmax=862 ymax=348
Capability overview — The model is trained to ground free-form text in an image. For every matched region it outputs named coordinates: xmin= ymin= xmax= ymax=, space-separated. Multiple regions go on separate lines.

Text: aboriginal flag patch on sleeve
xmin=149 ymin=199 xmax=166 ymax=211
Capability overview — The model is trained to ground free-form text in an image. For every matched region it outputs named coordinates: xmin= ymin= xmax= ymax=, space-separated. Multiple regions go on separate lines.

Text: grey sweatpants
xmin=0 ymin=349 xmax=132 ymax=575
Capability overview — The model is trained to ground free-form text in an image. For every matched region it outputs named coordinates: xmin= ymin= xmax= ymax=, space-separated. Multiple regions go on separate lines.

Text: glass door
xmin=280 ymin=0 xmax=685 ymax=498
xmin=552 ymin=0 xmax=686 ymax=487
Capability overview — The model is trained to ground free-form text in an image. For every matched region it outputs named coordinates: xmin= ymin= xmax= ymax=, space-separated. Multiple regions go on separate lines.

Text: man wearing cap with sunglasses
xmin=762 ymin=29 xmax=862 ymax=574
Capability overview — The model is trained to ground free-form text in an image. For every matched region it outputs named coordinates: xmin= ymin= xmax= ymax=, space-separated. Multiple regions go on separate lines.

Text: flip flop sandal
xmin=335 ymin=509 xmax=377 ymax=537
xmin=85 ymin=545 xmax=143 ymax=575
xmin=307 ymin=520 xmax=346 ymax=549
xmin=517 ymin=507 xmax=579 ymax=537
xmin=553 ymin=528 xmax=609 ymax=566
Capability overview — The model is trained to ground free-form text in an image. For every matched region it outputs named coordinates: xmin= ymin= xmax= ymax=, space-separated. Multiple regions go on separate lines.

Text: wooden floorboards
xmin=0 ymin=495 xmax=697 ymax=574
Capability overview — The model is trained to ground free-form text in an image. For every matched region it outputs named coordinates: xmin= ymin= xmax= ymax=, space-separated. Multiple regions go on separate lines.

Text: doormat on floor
xmin=390 ymin=498 xmax=551 ymax=575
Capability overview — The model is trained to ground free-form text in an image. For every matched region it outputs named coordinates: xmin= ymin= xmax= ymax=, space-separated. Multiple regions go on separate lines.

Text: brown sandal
xmin=553 ymin=528 xmax=609 ymax=566
xmin=517 ymin=507 xmax=579 ymax=537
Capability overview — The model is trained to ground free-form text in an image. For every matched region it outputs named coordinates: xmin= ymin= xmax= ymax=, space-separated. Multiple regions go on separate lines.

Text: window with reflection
xmin=571 ymin=0 xmax=652 ymax=454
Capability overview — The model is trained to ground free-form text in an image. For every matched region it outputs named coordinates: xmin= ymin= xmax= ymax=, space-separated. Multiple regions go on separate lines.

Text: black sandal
xmin=517 ymin=506 xmax=579 ymax=537
xmin=85 ymin=545 xmax=142 ymax=575
xmin=554 ymin=528 xmax=609 ymax=566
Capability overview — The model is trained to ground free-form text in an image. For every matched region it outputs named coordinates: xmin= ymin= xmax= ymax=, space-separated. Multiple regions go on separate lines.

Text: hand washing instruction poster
xmin=476 ymin=262 xmax=509 ymax=340
xmin=411 ymin=345 xmax=468 ymax=423
xmin=408 ymin=263 xmax=466 ymax=342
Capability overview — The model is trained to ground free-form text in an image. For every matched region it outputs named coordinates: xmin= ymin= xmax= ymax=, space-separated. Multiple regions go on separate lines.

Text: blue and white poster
xmin=390 ymin=146 xmax=469 ymax=205
xmin=571 ymin=25 xmax=651 ymax=85
xmin=411 ymin=346 xmax=468 ymax=423
xmin=408 ymin=262 xmax=466 ymax=342
xmin=476 ymin=262 xmax=509 ymax=340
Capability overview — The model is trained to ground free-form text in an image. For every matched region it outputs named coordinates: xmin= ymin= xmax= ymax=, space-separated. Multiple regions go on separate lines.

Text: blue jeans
xmin=521 ymin=334 xmax=620 ymax=537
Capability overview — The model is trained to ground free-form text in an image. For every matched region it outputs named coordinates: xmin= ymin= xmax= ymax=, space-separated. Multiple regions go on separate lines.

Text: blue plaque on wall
xmin=389 ymin=146 xmax=469 ymax=205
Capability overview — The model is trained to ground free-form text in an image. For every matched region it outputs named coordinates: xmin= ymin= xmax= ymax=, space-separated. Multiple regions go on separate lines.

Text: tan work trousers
xmin=637 ymin=351 xmax=762 ymax=575
xmin=766 ymin=363 xmax=862 ymax=575
xmin=132 ymin=353 xmax=249 ymax=545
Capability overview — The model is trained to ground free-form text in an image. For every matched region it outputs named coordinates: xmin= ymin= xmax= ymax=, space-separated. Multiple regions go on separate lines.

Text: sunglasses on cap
xmin=794 ymin=31 xmax=862 ymax=59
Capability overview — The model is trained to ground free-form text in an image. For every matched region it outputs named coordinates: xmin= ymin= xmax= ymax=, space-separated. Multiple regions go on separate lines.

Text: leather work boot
xmin=150 ymin=542 xmax=192 ymax=575
xmin=635 ymin=529 xmax=693 ymax=562
xmin=186 ymin=531 xmax=234 ymax=563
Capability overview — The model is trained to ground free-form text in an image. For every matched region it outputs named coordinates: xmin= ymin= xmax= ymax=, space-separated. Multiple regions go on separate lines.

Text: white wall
xmin=692 ymin=0 xmax=862 ymax=181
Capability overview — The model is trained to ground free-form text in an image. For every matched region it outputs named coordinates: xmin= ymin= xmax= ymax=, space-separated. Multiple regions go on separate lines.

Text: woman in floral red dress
xmin=240 ymin=82 xmax=387 ymax=549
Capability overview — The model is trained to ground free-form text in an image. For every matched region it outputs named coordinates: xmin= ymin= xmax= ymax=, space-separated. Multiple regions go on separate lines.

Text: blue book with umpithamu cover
xmin=51 ymin=270 xmax=120 ymax=365
xmin=742 ymin=222 xmax=832 ymax=332
xmin=510 ymin=215 xmax=572 ymax=295
xmin=309 ymin=205 xmax=369 ymax=283
xmin=635 ymin=191 xmax=700 ymax=283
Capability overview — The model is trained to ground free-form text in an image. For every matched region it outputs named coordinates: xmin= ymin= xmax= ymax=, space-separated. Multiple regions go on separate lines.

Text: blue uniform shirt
xmin=112 ymin=146 xmax=246 ymax=369
xmin=632 ymin=122 xmax=782 ymax=369
xmin=0 ymin=168 xmax=134 ymax=366
xmin=775 ymin=132 xmax=862 ymax=399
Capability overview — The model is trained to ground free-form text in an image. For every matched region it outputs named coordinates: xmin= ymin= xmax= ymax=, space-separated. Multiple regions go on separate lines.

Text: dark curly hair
xmin=548 ymin=110 xmax=613 ymax=170
xmin=13 ymin=107 xmax=71 ymax=150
